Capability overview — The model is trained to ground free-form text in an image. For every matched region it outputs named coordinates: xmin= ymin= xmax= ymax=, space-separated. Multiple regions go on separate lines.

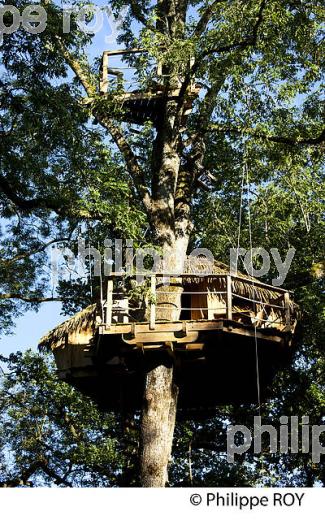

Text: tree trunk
xmin=138 ymin=16 xmax=192 ymax=481
xmin=140 ymin=358 xmax=179 ymax=487
xmin=156 ymin=277 xmax=183 ymax=322
xmin=139 ymin=237 xmax=186 ymax=487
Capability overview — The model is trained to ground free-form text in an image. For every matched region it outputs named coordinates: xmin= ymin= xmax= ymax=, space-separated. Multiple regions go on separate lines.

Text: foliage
xmin=0 ymin=350 xmax=139 ymax=487
xmin=0 ymin=0 xmax=324 ymax=487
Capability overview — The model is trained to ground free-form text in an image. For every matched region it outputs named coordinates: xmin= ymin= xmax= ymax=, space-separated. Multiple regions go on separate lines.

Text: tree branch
xmin=177 ymin=2 xmax=266 ymax=128
xmin=0 ymin=174 xmax=102 ymax=219
xmin=1 ymin=238 xmax=71 ymax=266
xmin=52 ymin=27 xmax=152 ymax=214
xmin=43 ymin=0 xmax=95 ymax=95
xmin=0 ymin=294 xmax=61 ymax=303
xmin=202 ymin=0 xmax=267 ymax=57
xmin=54 ymin=39 xmax=96 ymax=97
xmin=0 ymin=461 xmax=43 ymax=487
xmin=193 ymin=0 xmax=231 ymax=38
xmin=128 ymin=0 xmax=160 ymax=33
xmin=174 ymin=67 xmax=230 ymax=235
xmin=208 ymin=123 xmax=325 ymax=146
xmin=95 ymin=115 xmax=152 ymax=214
xmin=0 ymin=175 xmax=52 ymax=212
xmin=40 ymin=462 xmax=72 ymax=487
xmin=0 ymin=457 xmax=72 ymax=487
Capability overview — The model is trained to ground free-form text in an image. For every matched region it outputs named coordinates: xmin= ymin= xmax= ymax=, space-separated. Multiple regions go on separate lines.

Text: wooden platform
xmin=42 ymin=268 xmax=298 ymax=417
xmin=116 ymin=88 xmax=200 ymax=126
xmin=54 ymin=318 xmax=294 ymax=416
xmin=100 ymin=49 xmax=201 ymax=125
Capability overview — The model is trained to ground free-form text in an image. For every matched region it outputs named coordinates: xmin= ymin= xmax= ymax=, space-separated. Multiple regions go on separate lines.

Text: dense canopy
xmin=0 ymin=0 xmax=324 ymax=487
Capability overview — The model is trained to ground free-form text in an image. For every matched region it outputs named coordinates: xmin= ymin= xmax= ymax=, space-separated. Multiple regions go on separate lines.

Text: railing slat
xmin=284 ymin=292 xmax=291 ymax=329
xmin=106 ymin=279 xmax=113 ymax=329
xmin=226 ymin=275 xmax=233 ymax=321
xmin=150 ymin=275 xmax=156 ymax=330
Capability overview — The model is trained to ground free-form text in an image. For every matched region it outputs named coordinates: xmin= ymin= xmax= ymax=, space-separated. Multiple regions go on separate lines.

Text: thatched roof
xmin=39 ymin=303 xmax=100 ymax=351
xmin=182 ymin=257 xmax=287 ymax=303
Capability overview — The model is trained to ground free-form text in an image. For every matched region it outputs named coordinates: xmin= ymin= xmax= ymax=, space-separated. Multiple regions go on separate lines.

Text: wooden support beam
xmin=106 ymin=279 xmax=113 ymax=329
xmin=100 ymin=52 xmax=109 ymax=93
xmin=284 ymin=292 xmax=291 ymax=330
xmin=186 ymin=343 xmax=205 ymax=351
xmin=150 ymin=275 xmax=156 ymax=330
xmin=226 ymin=275 xmax=233 ymax=321
xmin=157 ymin=60 xmax=163 ymax=77
xmin=98 ymin=319 xmax=284 ymax=343
xmin=122 ymin=330 xmax=199 ymax=345
xmin=103 ymin=48 xmax=146 ymax=58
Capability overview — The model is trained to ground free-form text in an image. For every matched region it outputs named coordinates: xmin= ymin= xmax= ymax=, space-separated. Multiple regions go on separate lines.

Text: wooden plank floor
xmin=99 ymin=318 xmax=286 ymax=346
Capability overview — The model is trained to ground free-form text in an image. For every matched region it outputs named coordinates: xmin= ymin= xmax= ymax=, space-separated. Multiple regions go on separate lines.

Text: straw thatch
xmin=39 ymin=303 xmax=100 ymax=352
xmin=182 ymin=257 xmax=284 ymax=303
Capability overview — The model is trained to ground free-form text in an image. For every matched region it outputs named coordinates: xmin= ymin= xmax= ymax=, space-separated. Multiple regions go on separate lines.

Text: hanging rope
xmin=245 ymin=159 xmax=262 ymax=415
xmin=98 ymin=241 xmax=104 ymax=323
xmin=87 ymin=224 xmax=93 ymax=300
xmin=235 ymin=160 xmax=246 ymax=273
xmin=236 ymin=84 xmax=262 ymax=414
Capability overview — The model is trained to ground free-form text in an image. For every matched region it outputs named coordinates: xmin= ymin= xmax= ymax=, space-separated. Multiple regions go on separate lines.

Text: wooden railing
xmin=100 ymin=49 xmax=198 ymax=95
xmin=102 ymin=273 xmax=292 ymax=332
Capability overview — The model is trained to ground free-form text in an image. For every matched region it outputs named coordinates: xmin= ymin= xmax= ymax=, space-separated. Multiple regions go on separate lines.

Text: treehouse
xmin=39 ymin=259 xmax=298 ymax=417
xmin=99 ymin=49 xmax=201 ymax=126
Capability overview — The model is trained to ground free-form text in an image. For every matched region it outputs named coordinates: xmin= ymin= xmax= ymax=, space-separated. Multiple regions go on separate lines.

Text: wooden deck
xmin=102 ymin=272 xmax=293 ymax=333
xmin=99 ymin=318 xmax=286 ymax=346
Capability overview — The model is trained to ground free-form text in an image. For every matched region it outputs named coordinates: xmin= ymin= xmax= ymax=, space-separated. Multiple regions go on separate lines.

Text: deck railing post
xmin=100 ymin=52 xmax=109 ymax=93
xmin=157 ymin=60 xmax=163 ymax=77
xmin=284 ymin=292 xmax=291 ymax=329
xmin=106 ymin=278 xmax=113 ymax=329
xmin=149 ymin=275 xmax=156 ymax=330
xmin=226 ymin=275 xmax=233 ymax=321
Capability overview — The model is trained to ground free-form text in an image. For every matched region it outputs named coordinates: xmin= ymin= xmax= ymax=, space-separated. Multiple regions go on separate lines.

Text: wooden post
xmin=157 ymin=61 xmax=163 ymax=77
xmin=226 ymin=275 xmax=233 ymax=321
xmin=284 ymin=292 xmax=291 ymax=330
xmin=100 ymin=53 xmax=109 ymax=93
xmin=150 ymin=275 xmax=156 ymax=330
xmin=106 ymin=279 xmax=113 ymax=329
xmin=190 ymin=56 xmax=195 ymax=92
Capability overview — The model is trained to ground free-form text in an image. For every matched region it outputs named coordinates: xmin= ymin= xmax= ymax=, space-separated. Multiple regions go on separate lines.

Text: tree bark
xmin=139 ymin=239 xmax=186 ymax=487
xmin=138 ymin=0 xmax=192 ymax=487
xmin=140 ymin=357 xmax=179 ymax=487
xmin=139 ymin=184 xmax=190 ymax=487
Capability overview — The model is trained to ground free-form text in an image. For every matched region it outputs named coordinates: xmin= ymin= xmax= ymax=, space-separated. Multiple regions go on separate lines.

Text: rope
xmin=238 ymin=83 xmax=262 ymax=416
xmin=244 ymin=131 xmax=266 ymax=476
xmin=98 ymin=241 xmax=104 ymax=323
xmin=235 ymin=161 xmax=246 ymax=274
xmin=88 ymin=224 xmax=93 ymax=300
xmin=245 ymin=160 xmax=262 ymax=415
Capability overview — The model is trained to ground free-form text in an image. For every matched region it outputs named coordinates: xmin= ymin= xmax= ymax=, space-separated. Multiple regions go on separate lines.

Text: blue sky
xmin=0 ymin=303 xmax=63 ymax=357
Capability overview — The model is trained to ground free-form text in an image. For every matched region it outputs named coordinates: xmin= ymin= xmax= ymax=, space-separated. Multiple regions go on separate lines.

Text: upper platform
xmin=99 ymin=49 xmax=201 ymax=125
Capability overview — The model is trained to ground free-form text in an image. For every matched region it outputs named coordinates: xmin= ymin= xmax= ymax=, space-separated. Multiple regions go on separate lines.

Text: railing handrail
xmin=105 ymin=272 xmax=292 ymax=294
xmin=232 ymin=293 xmax=286 ymax=309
